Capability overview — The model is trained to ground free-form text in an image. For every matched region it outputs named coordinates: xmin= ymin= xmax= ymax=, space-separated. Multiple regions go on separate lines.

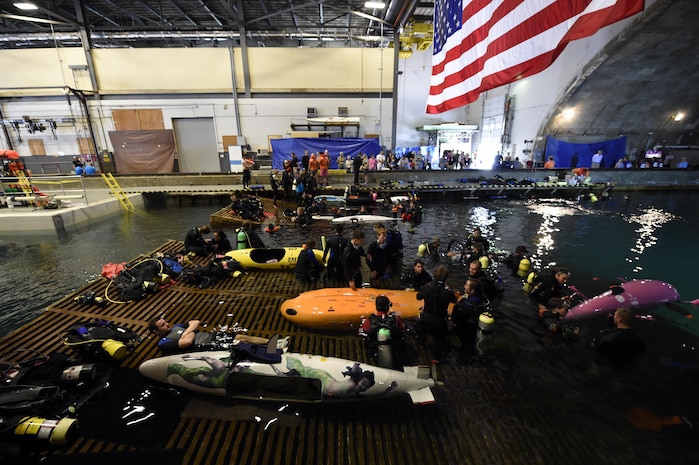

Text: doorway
xmin=172 ymin=118 xmax=219 ymax=173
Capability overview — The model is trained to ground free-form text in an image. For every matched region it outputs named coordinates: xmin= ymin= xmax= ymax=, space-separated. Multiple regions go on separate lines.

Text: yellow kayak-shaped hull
xmin=225 ymin=248 xmax=324 ymax=271
xmin=281 ymin=288 xmax=447 ymax=330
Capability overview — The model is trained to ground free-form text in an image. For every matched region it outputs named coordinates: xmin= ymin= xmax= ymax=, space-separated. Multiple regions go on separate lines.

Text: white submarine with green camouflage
xmin=138 ymin=336 xmax=435 ymax=404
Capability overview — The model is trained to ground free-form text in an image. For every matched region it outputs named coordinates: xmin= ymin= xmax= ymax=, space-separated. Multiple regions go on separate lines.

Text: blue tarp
xmin=544 ymin=136 xmax=627 ymax=168
xmin=270 ymin=138 xmax=381 ymax=169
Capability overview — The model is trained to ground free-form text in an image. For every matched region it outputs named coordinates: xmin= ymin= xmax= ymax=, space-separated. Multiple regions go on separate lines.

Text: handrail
xmin=0 ymin=174 xmax=89 ymax=206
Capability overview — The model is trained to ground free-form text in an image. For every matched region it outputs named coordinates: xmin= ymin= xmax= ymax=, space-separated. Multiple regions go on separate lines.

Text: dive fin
xmin=408 ymin=387 xmax=435 ymax=405
xmin=665 ymin=303 xmax=693 ymax=319
xmin=266 ymin=334 xmax=279 ymax=354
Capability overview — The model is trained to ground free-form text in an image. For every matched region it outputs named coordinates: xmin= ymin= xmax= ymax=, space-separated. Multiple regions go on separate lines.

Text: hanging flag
xmin=426 ymin=0 xmax=644 ymax=114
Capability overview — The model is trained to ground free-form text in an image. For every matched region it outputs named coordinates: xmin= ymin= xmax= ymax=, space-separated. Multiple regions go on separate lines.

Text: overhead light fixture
xmin=364 ymin=1 xmax=386 ymax=9
xmin=14 ymin=2 xmax=38 ymax=10
xmin=673 ymin=112 xmax=685 ymax=122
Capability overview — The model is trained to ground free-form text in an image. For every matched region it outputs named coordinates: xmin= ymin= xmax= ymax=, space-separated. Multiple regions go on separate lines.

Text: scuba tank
xmin=237 ymin=229 xmax=248 ymax=250
xmin=517 ymin=257 xmax=531 ymax=278
xmin=13 ymin=416 xmax=78 ymax=445
xmin=523 ymin=271 xmax=539 ymax=293
xmin=376 ymin=327 xmax=393 ymax=369
xmin=59 ymin=364 xmax=98 ymax=386
xmin=476 ymin=312 xmax=495 ymax=355
xmin=479 ymin=255 xmax=491 ymax=269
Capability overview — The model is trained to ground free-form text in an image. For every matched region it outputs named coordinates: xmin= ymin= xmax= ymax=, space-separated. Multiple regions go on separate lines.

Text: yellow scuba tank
xmin=590 ymin=193 xmax=599 ymax=202
xmin=14 ymin=416 xmax=78 ymax=445
xmin=101 ymin=339 xmax=128 ymax=360
xmin=479 ymin=255 xmax=490 ymax=269
xmin=517 ymin=257 xmax=531 ymax=278
xmin=417 ymin=243 xmax=427 ymax=257
xmin=522 ymin=271 xmax=539 ymax=293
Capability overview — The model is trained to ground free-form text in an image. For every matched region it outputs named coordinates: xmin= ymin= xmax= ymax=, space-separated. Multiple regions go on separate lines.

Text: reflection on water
xmin=525 ymin=199 xmax=588 ymax=270
xmin=625 ymin=207 xmax=677 ymax=273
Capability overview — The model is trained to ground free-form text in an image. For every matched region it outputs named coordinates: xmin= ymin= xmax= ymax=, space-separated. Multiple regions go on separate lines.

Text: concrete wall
xmin=75 ymin=168 xmax=699 ymax=191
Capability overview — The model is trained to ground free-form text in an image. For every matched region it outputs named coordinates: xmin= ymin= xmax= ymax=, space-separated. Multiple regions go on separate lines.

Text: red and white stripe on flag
xmin=426 ymin=0 xmax=644 ymax=114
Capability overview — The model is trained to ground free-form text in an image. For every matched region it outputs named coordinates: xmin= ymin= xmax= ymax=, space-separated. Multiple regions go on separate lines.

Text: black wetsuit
xmin=343 ymin=242 xmax=365 ymax=287
xmin=593 ymin=327 xmax=646 ymax=371
xmin=416 ymin=280 xmax=457 ymax=356
xmin=451 ymin=295 xmax=487 ymax=355
xmin=158 ymin=324 xmax=212 ymax=354
xmin=323 ymin=234 xmax=348 ymax=286
xmin=184 ymin=228 xmax=210 ymax=256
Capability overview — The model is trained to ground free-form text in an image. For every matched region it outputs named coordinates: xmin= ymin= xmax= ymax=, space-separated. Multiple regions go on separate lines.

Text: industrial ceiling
xmin=0 ymin=0 xmax=435 ymax=48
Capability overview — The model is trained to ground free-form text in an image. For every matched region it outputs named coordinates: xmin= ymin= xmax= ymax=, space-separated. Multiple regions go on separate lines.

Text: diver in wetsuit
xmin=592 ymin=307 xmax=646 ymax=371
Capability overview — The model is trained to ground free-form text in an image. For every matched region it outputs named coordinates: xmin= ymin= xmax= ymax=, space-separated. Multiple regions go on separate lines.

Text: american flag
xmin=426 ymin=0 xmax=644 ymax=114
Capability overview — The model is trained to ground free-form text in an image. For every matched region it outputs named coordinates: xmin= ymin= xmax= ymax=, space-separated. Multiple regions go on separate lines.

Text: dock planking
xmin=0 ymin=240 xmax=669 ymax=465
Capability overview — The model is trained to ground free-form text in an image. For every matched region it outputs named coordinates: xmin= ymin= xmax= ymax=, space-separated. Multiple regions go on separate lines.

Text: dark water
xmin=2 ymin=191 xmax=697 ymax=337
xmin=1 ymin=190 xmax=698 ymax=460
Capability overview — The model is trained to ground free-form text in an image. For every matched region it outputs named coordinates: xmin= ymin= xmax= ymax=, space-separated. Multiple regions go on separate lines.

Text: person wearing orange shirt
xmin=309 ymin=152 xmax=319 ymax=174
xmin=544 ymin=156 xmax=555 ymax=169
xmin=318 ymin=150 xmax=330 ymax=187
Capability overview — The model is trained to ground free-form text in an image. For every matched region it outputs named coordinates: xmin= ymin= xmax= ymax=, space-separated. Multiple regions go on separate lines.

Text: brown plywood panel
xmin=27 ymin=138 xmax=46 ymax=155
xmin=112 ymin=109 xmax=140 ymax=131
xmin=290 ymin=131 xmax=319 ymax=138
xmin=137 ymin=109 xmax=164 ymax=130
xmin=222 ymin=135 xmax=239 ymax=148
xmin=78 ymin=137 xmax=96 ymax=155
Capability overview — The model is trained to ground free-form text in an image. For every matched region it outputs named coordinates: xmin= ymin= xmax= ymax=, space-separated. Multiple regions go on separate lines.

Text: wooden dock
xmin=0 ymin=240 xmax=679 ymax=465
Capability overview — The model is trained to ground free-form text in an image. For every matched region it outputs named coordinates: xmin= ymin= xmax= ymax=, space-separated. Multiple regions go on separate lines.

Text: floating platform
xmin=0 ymin=239 xmax=672 ymax=465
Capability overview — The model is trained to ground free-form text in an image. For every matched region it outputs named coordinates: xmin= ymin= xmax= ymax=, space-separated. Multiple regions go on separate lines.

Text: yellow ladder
xmin=14 ymin=171 xmax=34 ymax=195
xmin=101 ymin=173 xmax=135 ymax=212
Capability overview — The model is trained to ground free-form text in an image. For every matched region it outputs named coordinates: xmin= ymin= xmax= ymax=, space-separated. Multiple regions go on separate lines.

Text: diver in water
xmin=592 ymin=307 xmax=646 ymax=371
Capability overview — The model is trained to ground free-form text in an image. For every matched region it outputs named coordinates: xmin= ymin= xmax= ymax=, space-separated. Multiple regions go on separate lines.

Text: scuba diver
xmin=464 ymin=227 xmax=490 ymax=252
xmin=451 ymin=278 xmax=491 ymax=357
xmin=534 ymin=297 xmax=580 ymax=345
xmin=358 ymin=295 xmax=407 ymax=367
xmin=416 ymin=237 xmax=441 ymax=262
xmin=527 ymin=267 xmax=580 ymax=312
xmin=504 ymin=245 xmax=531 ymax=278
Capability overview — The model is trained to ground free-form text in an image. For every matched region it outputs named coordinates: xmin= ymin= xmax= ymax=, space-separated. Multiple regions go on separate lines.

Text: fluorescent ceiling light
xmin=364 ymin=1 xmax=386 ymax=9
xmin=14 ymin=2 xmax=38 ymax=10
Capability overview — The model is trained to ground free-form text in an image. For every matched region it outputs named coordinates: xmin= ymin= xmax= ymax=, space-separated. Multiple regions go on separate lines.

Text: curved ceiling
xmin=544 ymin=0 xmax=698 ymax=153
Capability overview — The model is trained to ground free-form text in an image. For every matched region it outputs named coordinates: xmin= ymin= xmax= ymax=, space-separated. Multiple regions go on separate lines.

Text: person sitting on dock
xmin=211 ymin=230 xmax=232 ymax=254
xmin=229 ymin=193 xmax=241 ymax=214
xmin=184 ymin=225 xmax=212 ymax=257
xmin=240 ymin=195 xmax=264 ymax=221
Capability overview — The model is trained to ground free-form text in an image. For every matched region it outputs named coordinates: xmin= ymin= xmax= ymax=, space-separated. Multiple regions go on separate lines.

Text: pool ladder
xmin=101 ymin=173 xmax=135 ymax=212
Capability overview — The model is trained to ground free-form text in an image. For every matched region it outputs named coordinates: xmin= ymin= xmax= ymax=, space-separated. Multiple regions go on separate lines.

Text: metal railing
xmin=0 ymin=174 xmax=89 ymax=208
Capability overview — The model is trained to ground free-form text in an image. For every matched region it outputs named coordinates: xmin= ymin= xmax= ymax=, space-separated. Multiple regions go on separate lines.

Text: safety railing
xmin=0 ymin=174 xmax=88 ymax=209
